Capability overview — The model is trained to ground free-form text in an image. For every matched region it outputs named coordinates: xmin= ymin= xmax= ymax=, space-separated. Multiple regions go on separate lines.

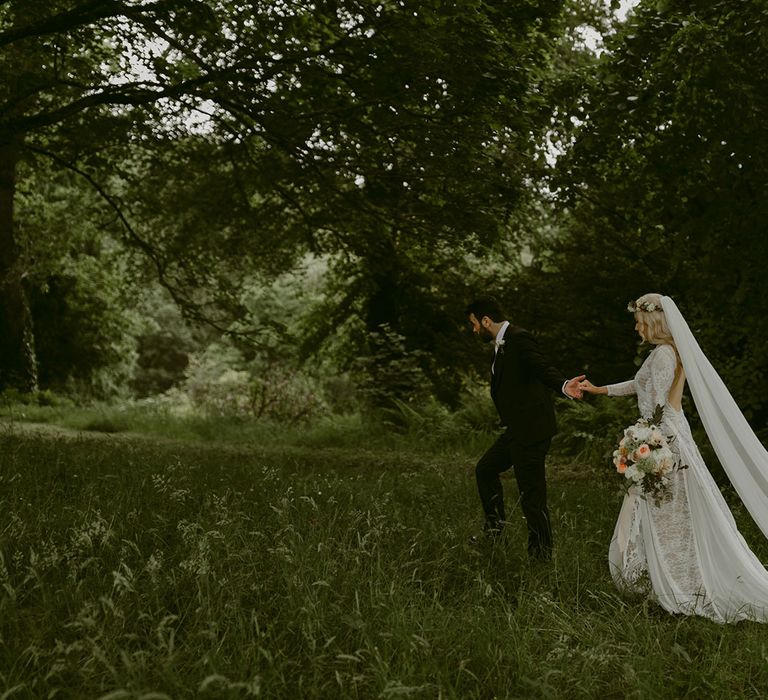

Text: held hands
xmin=564 ymin=374 xmax=586 ymax=400
xmin=578 ymin=379 xmax=607 ymax=395
xmin=564 ymin=376 xmax=608 ymax=399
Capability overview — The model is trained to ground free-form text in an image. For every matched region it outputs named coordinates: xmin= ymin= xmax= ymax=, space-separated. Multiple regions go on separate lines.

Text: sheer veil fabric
xmin=608 ymin=297 xmax=768 ymax=622
xmin=661 ymin=296 xmax=768 ymax=535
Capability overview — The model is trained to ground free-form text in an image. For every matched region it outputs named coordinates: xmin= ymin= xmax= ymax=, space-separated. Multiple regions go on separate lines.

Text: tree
xmin=203 ymin=0 xmax=567 ymax=405
xmin=0 ymin=1 xmax=226 ymax=388
xmin=1 ymin=0 xmax=568 ymax=405
xmin=519 ymin=0 xmax=768 ymax=431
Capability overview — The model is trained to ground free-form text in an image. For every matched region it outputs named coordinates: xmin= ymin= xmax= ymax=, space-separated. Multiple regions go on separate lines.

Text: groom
xmin=466 ymin=296 xmax=584 ymax=559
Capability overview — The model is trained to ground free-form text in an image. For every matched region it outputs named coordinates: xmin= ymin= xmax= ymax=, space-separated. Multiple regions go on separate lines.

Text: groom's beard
xmin=479 ymin=327 xmax=494 ymax=343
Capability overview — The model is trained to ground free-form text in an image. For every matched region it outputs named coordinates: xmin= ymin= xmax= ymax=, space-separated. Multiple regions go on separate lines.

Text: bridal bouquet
xmin=613 ymin=408 xmax=680 ymax=505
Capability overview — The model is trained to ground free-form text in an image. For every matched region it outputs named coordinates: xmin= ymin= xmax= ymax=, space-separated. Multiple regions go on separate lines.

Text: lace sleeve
xmin=650 ymin=344 xmax=677 ymax=407
xmin=606 ymin=380 xmax=636 ymax=396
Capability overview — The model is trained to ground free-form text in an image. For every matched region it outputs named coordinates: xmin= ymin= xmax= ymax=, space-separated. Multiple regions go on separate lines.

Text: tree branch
xmin=0 ymin=0 xmax=179 ymax=48
xmin=24 ymin=143 xmax=166 ymax=268
xmin=24 ymin=143 xmax=261 ymax=341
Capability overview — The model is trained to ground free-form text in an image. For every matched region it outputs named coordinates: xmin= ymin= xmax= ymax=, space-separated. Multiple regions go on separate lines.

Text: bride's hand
xmin=579 ymin=379 xmax=601 ymax=394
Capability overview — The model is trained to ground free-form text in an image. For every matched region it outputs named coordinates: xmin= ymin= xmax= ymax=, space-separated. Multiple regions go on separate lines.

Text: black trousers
xmin=475 ymin=432 xmax=553 ymax=558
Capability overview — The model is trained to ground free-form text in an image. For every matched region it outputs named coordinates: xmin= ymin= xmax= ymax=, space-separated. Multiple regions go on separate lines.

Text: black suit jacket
xmin=490 ymin=325 xmax=568 ymax=445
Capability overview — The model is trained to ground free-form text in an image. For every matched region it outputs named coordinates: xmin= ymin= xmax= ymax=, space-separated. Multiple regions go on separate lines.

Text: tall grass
xmin=2 ymin=422 xmax=768 ymax=698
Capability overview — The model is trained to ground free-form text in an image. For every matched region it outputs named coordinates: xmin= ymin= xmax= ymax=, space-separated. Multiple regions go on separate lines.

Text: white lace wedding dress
xmin=606 ymin=336 xmax=768 ymax=622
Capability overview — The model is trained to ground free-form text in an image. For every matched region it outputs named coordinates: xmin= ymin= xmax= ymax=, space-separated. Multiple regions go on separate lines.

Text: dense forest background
xmin=1 ymin=0 xmax=766 ymax=439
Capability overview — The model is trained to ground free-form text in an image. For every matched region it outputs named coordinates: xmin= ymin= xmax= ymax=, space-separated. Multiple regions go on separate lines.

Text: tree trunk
xmin=361 ymin=235 xmax=429 ymax=408
xmin=0 ymin=135 xmax=38 ymax=392
xmin=365 ymin=234 xmax=400 ymax=335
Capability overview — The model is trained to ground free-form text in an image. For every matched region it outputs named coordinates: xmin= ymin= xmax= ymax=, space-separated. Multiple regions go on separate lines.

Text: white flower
xmin=628 ymin=299 xmax=662 ymax=314
xmin=654 ymin=447 xmax=674 ymax=472
xmin=625 ymin=464 xmax=643 ymax=483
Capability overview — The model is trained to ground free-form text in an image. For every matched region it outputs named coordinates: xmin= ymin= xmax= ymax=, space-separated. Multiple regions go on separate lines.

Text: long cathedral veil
xmin=661 ymin=295 xmax=768 ymax=538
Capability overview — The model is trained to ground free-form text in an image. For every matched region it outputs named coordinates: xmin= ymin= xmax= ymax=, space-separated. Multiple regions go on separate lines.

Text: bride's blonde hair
xmin=633 ymin=292 xmax=685 ymax=388
xmin=632 ymin=293 xmax=675 ymax=346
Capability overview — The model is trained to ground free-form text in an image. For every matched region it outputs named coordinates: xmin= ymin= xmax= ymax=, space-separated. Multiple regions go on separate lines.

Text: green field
xmin=1 ymin=417 xmax=768 ymax=699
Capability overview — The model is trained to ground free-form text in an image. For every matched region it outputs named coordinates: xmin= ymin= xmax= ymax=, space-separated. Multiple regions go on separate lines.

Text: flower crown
xmin=627 ymin=299 xmax=662 ymax=313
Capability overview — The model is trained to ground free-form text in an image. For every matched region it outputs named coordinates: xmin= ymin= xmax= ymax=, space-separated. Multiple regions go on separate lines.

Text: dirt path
xmin=0 ymin=418 xmax=466 ymax=471
xmin=0 ymin=419 xmax=187 ymax=446
xmin=2 ymin=419 xmax=116 ymax=439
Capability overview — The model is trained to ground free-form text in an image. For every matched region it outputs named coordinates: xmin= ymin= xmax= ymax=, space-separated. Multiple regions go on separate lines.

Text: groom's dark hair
xmin=466 ymin=296 xmax=506 ymax=322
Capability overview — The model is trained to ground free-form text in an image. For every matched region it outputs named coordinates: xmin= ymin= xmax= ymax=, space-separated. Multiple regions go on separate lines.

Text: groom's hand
xmin=564 ymin=374 xmax=586 ymax=400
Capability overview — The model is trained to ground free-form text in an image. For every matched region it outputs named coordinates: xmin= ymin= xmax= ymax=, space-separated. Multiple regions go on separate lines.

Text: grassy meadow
xmin=2 ymin=407 xmax=768 ymax=699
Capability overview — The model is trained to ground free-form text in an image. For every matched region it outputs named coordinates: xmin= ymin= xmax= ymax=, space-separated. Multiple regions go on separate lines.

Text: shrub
xmin=180 ymin=344 xmax=326 ymax=423
xmin=352 ymin=323 xmax=431 ymax=412
xmin=552 ymin=395 xmax=636 ymax=466
xmin=131 ymin=330 xmax=191 ymax=397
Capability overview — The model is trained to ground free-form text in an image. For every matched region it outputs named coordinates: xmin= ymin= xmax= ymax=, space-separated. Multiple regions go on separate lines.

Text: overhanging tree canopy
xmin=1 ymin=0 xmax=566 ymax=399
xmin=524 ymin=0 xmax=768 ymax=428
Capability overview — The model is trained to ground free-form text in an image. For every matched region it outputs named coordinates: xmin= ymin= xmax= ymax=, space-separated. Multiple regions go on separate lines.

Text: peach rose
xmin=637 ymin=444 xmax=651 ymax=458
xmin=617 ymin=462 xmax=627 ymax=474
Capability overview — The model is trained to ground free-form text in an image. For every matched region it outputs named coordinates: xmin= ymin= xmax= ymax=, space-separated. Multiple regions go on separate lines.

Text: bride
xmin=580 ymin=293 xmax=768 ymax=622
